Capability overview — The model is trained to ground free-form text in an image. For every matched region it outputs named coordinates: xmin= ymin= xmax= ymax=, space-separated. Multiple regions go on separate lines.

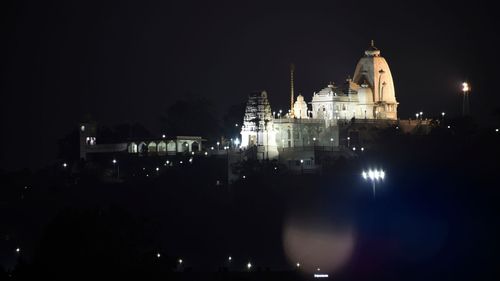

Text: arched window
xmin=148 ymin=142 xmax=157 ymax=153
xmin=138 ymin=142 xmax=147 ymax=153
xmin=191 ymin=142 xmax=199 ymax=152
xmin=158 ymin=141 xmax=167 ymax=154
xmin=181 ymin=142 xmax=189 ymax=153
xmin=167 ymin=141 xmax=176 ymax=152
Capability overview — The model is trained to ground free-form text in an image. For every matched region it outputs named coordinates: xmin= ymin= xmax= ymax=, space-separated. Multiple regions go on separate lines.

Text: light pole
xmin=112 ymin=159 xmax=119 ymax=179
xmin=347 ymin=136 xmax=350 ymax=148
xmin=462 ymin=82 xmax=470 ymax=116
xmin=300 ymin=159 xmax=304 ymax=174
xmin=362 ymin=169 xmax=385 ymax=198
xmin=330 ymin=138 xmax=334 ymax=151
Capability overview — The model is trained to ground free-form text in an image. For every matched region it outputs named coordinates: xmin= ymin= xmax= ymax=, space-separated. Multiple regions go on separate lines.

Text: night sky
xmin=1 ymin=0 xmax=498 ymax=170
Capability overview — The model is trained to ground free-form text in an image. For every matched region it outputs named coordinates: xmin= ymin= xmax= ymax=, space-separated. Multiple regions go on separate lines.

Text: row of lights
xmin=152 ymin=255 xmax=316 ymax=272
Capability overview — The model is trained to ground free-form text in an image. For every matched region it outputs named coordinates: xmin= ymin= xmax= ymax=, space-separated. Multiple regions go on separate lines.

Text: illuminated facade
xmin=240 ymin=41 xmax=399 ymax=166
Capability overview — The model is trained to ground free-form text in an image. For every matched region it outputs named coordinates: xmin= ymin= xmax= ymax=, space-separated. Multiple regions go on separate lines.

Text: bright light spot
xmin=347 ymin=137 xmax=350 ymax=140
xmin=216 ymin=142 xmax=220 ymax=146
xmin=313 ymin=137 xmax=316 ymax=141
xmin=156 ymin=167 xmax=159 ymax=171
xmin=62 ymin=163 xmax=67 ymax=168
xmin=80 ymin=125 xmax=85 ymax=131
xmin=496 ymin=128 xmax=499 ymax=132
xmin=352 ymin=147 xmax=356 ymax=151
xmin=330 ymin=138 xmax=333 ymax=142
xmin=166 ymin=160 xmax=170 ymax=164
xmin=314 ymin=274 xmax=329 ymax=278
xmin=204 ymin=151 xmax=208 ymax=156
xmin=178 ymin=259 xmax=183 ymax=264
xmin=180 ymin=161 xmax=183 ymax=164
xmin=274 ymin=167 xmax=278 ymax=170
xmin=362 ymin=169 xmax=385 ymax=181
xmin=162 ymin=134 xmax=166 ymax=138
xmin=157 ymin=253 xmax=161 ymax=258
xmin=15 ymin=248 xmax=20 ymax=253
xmin=442 ymin=112 xmax=446 ymax=116
xmin=462 ymin=82 xmax=469 ymax=92
xmin=235 ymin=124 xmax=239 ymax=127
xmin=361 ymin=147 xmax=364 ymax=151
xmin=447 ymin=125 xmax=451 ymax=129
xmin=317 ymin=267 xmax=321 ymax=271
xmin=191 ymin=151 xmax=195 ymax=155
xmin=247 ymin=262 xmax=252 ymax=269
xmin=185 ymin=143 xmax=188 ymax=147
xmin=234 ymin=138 xmax=240 ymax=146
xmin=242 ymin=175 xmax=246 ymax=179
xmin=211 ymin=147 xmax=214 ymax=150
xmin=189 ymin=158 xmax=193 ymax=163
xmin=300 ymin=159 xmax=304 ymax=163
xmin=420 ymin=111 xmax=423 ymax=115
xmin=112 ymin=159 xmax=117 ymax=164
xmin=296 ymin=262 xmax=300 ymax=267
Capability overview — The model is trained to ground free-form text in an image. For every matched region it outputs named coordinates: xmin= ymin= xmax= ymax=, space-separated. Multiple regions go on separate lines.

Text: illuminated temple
xmin=240 ymin=41 xmax=407 ymax=169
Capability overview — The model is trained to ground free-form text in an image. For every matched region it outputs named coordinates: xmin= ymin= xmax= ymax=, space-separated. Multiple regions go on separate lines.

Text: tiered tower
xmin=240 ymin=91 xmax=278 ymax=160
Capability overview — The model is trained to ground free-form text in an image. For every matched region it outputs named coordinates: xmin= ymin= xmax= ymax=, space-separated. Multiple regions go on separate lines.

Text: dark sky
xmin=1 ymin=0 xmax=498 ymax=170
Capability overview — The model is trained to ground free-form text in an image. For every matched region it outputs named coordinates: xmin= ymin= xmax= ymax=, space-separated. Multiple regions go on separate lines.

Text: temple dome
xmin=294 ymin=94 xmax=309 ymax=119
xmin=353 ymin=42 xmax=397 ymax=104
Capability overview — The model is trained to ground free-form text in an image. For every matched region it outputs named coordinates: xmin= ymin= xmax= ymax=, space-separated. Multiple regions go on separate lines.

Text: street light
xmin=462 ymin=82 xmax=470 ymax=116
xmin=247 ymin=262 xmax=252 ymax=270
xmin=330 ymin=138 xmax=334 ymax=151
xmin=347 ymin=136 xmax=350 ymax=147
xmin=112 ymin=159 xmax=119 ymax=178
xmin=362 ymin=169 xmax=385 ymax=198
xmin=62 ymin=162 xmax=67 ymax=168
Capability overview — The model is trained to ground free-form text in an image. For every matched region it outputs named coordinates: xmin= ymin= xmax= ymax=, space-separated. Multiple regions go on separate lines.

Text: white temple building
xmin=240 ymin=41 xmax=400 ymax=163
